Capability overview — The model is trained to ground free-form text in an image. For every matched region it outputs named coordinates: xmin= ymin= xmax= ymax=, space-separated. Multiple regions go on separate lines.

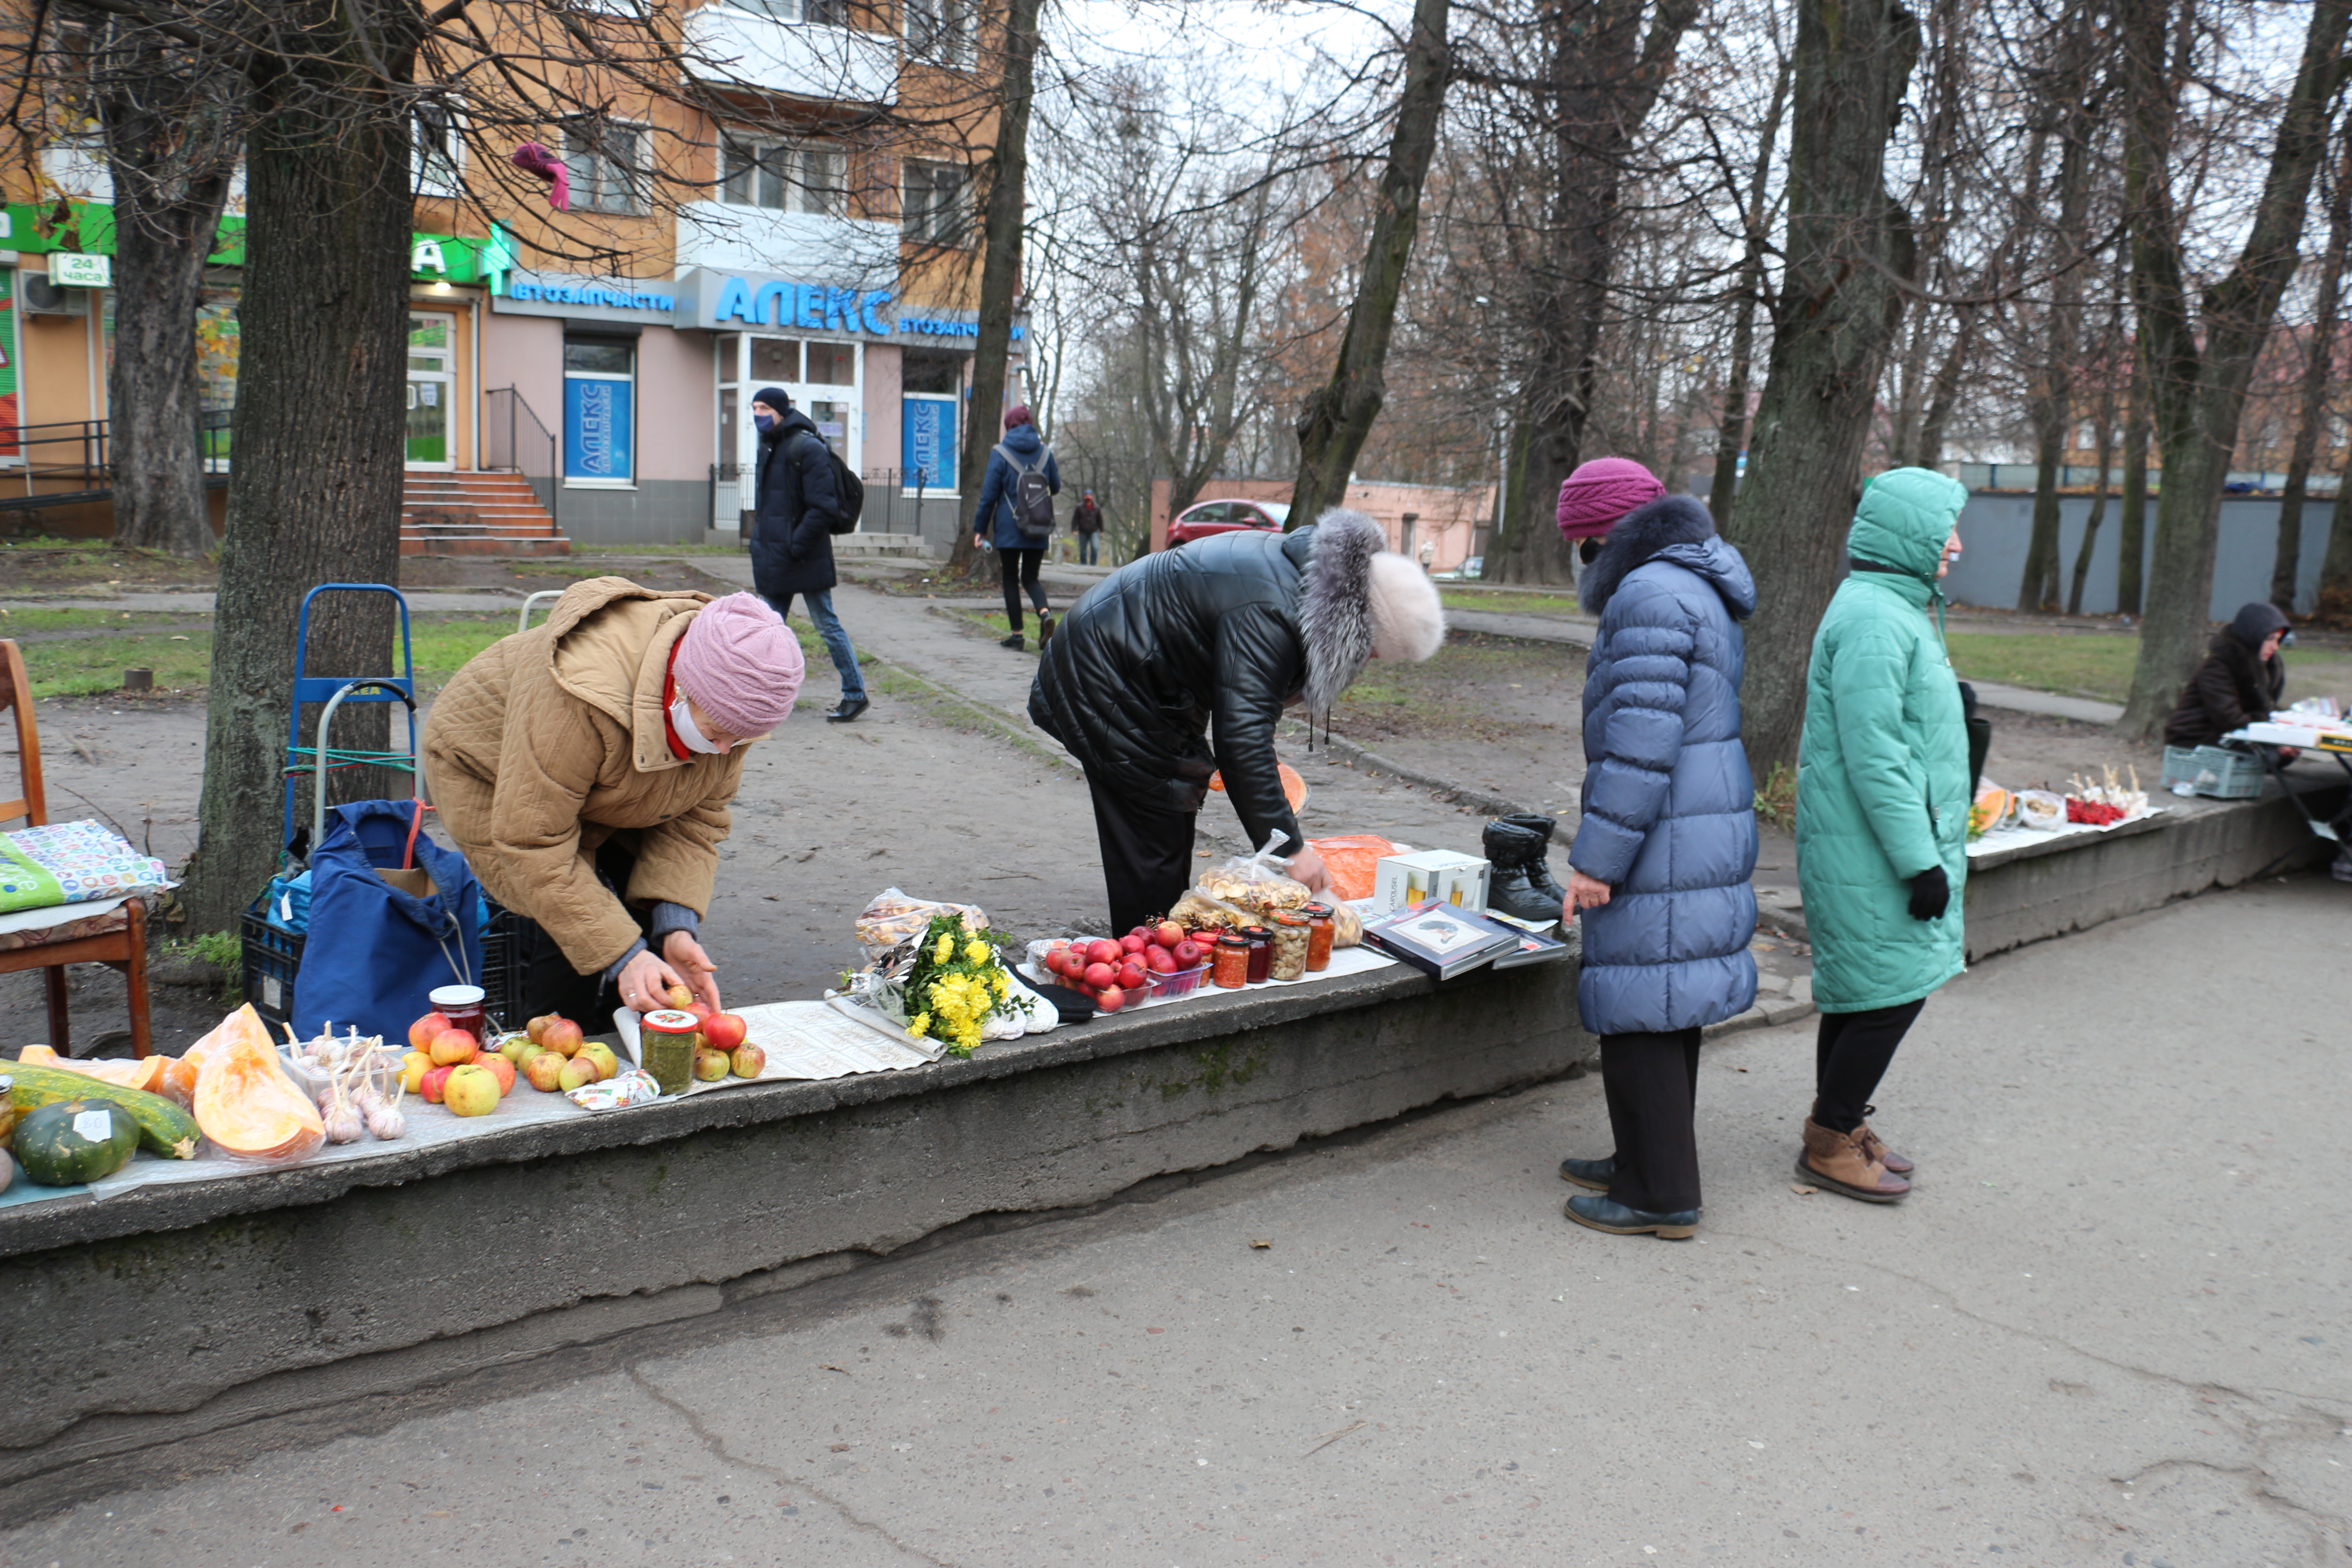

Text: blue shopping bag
xmin=293 ymin=800 xmax=485 ymax=1044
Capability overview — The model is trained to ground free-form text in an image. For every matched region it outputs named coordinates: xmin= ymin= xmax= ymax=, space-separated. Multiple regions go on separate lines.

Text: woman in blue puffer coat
xmin=1553 ymin=461 xmax=1758 ymax=1241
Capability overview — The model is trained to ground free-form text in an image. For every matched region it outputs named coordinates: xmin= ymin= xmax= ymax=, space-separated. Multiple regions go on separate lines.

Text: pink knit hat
xmin=1556 ymin=457 xmax=1666 ymax=542
xmin=672 ymin=593 xmax=804 ymax=736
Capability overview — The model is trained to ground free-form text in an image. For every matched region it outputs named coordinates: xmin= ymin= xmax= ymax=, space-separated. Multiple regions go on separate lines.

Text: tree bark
xmin=1720 ymin=0 xmax=1922 ymax=775
xmin=2117 ymin=345 xmax=2149 ymax=616
xmin=2320 ymin=451 xmax=2352 ymax=618
xmin=2269 ymin=129 xmax=2352 ymax=611
xmin=82 ymin=14 xmax=241 ymax=559
xmin=1481 ymin=0 xmax=1697 ymax=578
xmin=946 ymin=0 xmax=1044 ymax=578
xmin=2018 ymin=43 xmax=2098 ymax=615
xmin=2066 ymin=356 xmax=2117 ymax=615
xmin=177 ymin=0 xmax=419 ymax=933
xmin=1289 ymin=0 xmax=1452 ymax=525
xmin=1708 ymin=50 xmax=1792 ymax=528
xmin=2116 ymin=0 xmax=2352 ymax=736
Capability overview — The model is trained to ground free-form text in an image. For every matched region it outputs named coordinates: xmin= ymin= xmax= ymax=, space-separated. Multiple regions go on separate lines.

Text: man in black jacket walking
xmin=1030 ymin=509 xmax=1446 ymax=932
xmin=748 ymin=387 xmax=868 ymax=722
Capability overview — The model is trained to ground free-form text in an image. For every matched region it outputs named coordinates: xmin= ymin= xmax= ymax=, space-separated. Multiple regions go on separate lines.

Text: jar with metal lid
xmin=640 ymin=1009 xmax=701 ymax=1096
xmin=1268 ymin=912 xmax=1310 ymax=981
xmin=428 ymin=983 xmax=487 ymax=1046
xmin=1211 ymin=933 xmax=1251 ymax=990
xmin=1238 ymin=924 xmax=1273 ymax=984
xmin=1299 ymin=903 xmax=1336 ymax=972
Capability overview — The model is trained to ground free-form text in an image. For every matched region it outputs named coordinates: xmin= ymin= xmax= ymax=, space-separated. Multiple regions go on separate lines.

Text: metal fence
xmin=483 ymin=387 xmax=560 ymax=529
xmin=711 ymin=464 xmax=946 ymax=543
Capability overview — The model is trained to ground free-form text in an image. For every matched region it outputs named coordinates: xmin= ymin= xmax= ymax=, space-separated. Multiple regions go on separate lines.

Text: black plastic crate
xmin=241 ymin=900 xmax=523 ymax=1034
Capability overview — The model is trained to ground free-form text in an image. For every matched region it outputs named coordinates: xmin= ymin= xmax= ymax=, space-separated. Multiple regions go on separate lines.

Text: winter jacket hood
xmin=973 ymin=423 xmax=1061 ymax=549
xmin=2165 ymin=627 xmax=2286 ymax=747
xmin=2229 ymin=599 xmax=2290 ymax=649
xmin=1029 ymin=513 xmax=1386 ymax=858
xmin=1566 ymin=496 xmax=1759 ymax=1034
xmin=1849 ymin=467 xmax=1968 ymax=593
xmin=422 ymin=577 xmax=750 ymax=977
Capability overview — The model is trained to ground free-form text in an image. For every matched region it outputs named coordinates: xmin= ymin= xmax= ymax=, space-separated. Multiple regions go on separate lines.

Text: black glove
xmin=1907 ymin=865 xmax=1950 ymax=922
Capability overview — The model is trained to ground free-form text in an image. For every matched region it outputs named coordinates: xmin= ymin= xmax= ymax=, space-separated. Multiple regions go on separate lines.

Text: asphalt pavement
xmin=3 ymin=876 xmax=2343 ymax=1563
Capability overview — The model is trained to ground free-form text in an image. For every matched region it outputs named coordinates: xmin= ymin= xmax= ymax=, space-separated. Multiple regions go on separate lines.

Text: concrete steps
xmin=400 ymin=472 xmax=569 ymax=557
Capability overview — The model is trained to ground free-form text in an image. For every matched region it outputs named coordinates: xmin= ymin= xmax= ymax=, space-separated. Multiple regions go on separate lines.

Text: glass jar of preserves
xmin=1238 ymin=924 xmax=1273 ymax=984
xmin=1211 ymin=933 xmax=1251 ymax=989
xmin=640 ymin=1009 xmax=701 ymax=1096
xmin=1299 ymin=903 xmax=1336 ymax=971
xmin=1268 ymin=912 xmax=1310 ymax=980
xmin=428 ymin=983 xmax=487 ymax=1046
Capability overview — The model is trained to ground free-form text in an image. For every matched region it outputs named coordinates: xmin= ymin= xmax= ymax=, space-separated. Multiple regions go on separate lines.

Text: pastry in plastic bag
xmin=1192 ymin=838 xmax=1311 ymax=916
xmin=856 ymin=888 xmax=988 ymax=956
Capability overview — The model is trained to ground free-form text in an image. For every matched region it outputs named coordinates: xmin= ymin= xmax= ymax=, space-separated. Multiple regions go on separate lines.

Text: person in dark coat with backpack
xmin=749 ymin=387 xmax=868 ymax=722
xmin=972 ymin=405 xmax=1061 ymax=649
xmin=1549 ymin=458 xmax=1759 ymax=1242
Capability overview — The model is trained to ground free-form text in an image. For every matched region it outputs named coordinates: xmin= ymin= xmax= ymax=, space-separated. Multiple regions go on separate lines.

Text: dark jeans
xmin=1000 ymin=548 xmax=1048 ymax=630
xmin=511 ymin=836 xmax=648 ymax=1026
xmin=1813 ymin=998 xmax=1928 ymax=1133
xmin=1076 ymin=532 xmax=1099 ymax=564
xmin=1083 ymin=769 xmax=1195 ymax=936
xmin=1599 ymin=1027 xmax=1704 ymax=1214
xmin=768 ymin=591 xmax=866 ymax=702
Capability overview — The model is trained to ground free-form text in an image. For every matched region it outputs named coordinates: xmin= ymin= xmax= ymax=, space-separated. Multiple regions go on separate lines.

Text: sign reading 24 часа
xmin=565 ymin=378 xmax=634 ymax=482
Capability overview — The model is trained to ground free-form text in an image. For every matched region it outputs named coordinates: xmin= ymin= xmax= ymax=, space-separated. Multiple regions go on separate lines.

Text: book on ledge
xmin=1490 ymin=925 xmax=1570 ymax=969
xmin=1362 ymin=899 xmax=1526 ymax=980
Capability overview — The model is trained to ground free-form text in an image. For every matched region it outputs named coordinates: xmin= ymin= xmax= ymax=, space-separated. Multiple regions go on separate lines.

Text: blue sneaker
xmin=1565 ymin=1192 xmax=1697 ymax=1240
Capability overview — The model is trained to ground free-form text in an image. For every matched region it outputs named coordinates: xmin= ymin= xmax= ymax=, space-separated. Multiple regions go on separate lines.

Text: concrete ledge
xmin=1964 ymin=770 xmax=2346 ymax=960
xmin=0 ymin=954 xmax=1590 ymax=1501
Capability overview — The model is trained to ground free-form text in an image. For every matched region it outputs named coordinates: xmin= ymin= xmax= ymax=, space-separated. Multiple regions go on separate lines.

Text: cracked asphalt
xmin=3 ymin=876 xmax=2344 ymax=1563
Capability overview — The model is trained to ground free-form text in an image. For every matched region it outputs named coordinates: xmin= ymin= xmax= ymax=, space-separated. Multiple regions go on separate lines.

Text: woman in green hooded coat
xmin=1793 ymin=467 xmax=1971 ymax=1204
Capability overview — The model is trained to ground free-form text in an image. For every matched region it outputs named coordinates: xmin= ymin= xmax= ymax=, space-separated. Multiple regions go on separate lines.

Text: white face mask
xmin=670 ymin=695 xmax=729 ymax=755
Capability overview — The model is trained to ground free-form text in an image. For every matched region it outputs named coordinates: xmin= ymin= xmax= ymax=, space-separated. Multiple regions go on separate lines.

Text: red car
xmin=1164 ymin=498 xmax=1291 ymax=548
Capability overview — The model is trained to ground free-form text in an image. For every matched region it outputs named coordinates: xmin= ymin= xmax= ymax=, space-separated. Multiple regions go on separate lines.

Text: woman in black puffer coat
xmin=1030 ymin=509 xmax=1446 ymax=932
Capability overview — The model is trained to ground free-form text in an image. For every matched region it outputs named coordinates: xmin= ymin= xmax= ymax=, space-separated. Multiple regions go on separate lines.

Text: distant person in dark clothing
xmin=1072 ymin=490 xmax=1104 ymax=565
xmin=972 ymin=405 xmax=1061 ymax=650
xmin=2165 ymin=601 xmax=2289 ymax=750
xmin=747 ymin=387 xmax=867 ymax=722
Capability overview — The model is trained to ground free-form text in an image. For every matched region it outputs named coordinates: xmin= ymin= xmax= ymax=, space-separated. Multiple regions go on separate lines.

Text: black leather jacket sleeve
xmin=1211 ymin=603 xmax=1304 ymax=856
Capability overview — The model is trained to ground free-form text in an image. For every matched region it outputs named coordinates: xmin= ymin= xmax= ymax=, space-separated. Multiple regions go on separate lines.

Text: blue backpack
xmin=294 ymin=800 xmax=486 ymax=1043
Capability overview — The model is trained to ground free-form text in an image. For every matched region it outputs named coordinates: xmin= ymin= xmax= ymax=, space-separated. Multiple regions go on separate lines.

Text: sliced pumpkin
xmin=19 ymin=1052 xmax=172 ymax=1096
xmin=1206 ymin=761 xmax=1310 ymax=813
xmin=191 ymin=1004 xmax=324 ymax=1162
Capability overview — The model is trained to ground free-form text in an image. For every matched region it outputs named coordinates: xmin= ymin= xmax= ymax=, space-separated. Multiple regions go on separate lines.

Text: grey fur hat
xmin=1298 ymin=508 xmax=1446 ymax=714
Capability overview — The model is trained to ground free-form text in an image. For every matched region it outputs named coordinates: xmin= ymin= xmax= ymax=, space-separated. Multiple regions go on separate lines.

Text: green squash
xmin=12 ymin=1099 xmax=139 ymax=1186
xmin=4 ymin=1063 xmax=199 ymax=1158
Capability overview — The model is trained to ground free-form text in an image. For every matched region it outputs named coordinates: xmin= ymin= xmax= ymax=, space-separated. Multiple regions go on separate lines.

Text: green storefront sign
xmin=1 ymin=201 xmax=493 ymax=283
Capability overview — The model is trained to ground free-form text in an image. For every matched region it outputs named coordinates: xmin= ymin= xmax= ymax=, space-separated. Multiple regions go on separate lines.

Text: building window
xmin=564 ymin=334 xmax=637 ymax=484
xmin=415 ymin=103 xmax=462 ymax=196
xmin=721 ymin=138 xmax=846 ymax=216
xmin=903 ymin=159 xmax=969 ymax=246
xmin=565 ymin=121 xmax=643 ymax=215
xmin=905 ymin=0 xmax=973 ymax=61
xmin=730 ymin=0 xmax=848 ymax=23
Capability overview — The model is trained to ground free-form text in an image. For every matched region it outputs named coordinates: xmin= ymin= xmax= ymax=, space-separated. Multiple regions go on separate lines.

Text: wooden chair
xmin=0 ymin=639 xmax=153 ymax=1058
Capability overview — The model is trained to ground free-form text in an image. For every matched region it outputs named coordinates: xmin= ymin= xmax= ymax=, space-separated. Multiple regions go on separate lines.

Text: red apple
xmin=730 ymin=1042 xmax=766 ymax=1078
xmin=1152 ymin=921 xmax=1185 ymax=949
xmin=1117 ymin=960 xmax=1147 ymax=990
xmin=1087 ymin=939 xmax=1121 ymax=966
xmin=702 ymin=1012 xmax=749 ymax=1052
xmin=1119 ymin=933 xmax=1147 ymax=956
xmin=524 ymin=1051 xmax=567 ymax=1092
xmin=408 ymin=1011 xmax=452 ymax=1051
xmin=542 ymin=1018 xmax=584 ymax=1058
xmin=1083 ymin=961 xmax=1117 ymax=989
xmin=420 ymin=1063 xmax=456 ymax=1104
xmin=429 ymin=1028 xmax=479 ymax=1067
xmin=686 ymin=1001 xmax=715 ymax=1023
xmin=1172 ymin=940 xmax=1203 ymax=967
xmin=1096 ymin=985 xmax=1127 ymax=1013
xmin=1144 ymin=946 xmax=1177 ymax=974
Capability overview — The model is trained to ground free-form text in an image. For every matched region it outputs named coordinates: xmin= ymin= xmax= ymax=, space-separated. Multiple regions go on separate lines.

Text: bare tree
xmin=2269 ymin=124 xmax=2352 ymax=611
xmin=1707 ymin=48 xmax=1790 ymax=526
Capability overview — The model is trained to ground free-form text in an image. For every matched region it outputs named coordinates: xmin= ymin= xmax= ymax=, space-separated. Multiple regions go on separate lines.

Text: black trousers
xmin=1084 ymin=770 xmax=1195 ymax=936
xmin=1813 ymin=998 xmax=1927 ymax=1133
xmin=1600 ymin=1027 xmax=1703 ymax=1214
xmin=511 ymin=837 xmax=649 ymax=1026
xmin=1000 ymin=548 xmax=1048 ymax=629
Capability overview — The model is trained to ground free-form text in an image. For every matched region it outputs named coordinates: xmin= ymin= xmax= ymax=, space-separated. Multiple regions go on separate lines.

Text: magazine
xmin=1362 ymin=899 xmax=1524 ymax=980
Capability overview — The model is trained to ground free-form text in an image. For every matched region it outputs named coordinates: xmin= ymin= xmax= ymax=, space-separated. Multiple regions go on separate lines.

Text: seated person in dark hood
xmin=1029 ymin=509 xmax=1446 ymax=934
xmin=2166 ymin=601 xmax=2289 ymax=750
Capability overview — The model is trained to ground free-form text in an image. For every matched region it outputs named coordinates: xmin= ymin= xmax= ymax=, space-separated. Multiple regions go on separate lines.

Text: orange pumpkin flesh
xmin=191 ymin=1004 xmax=324 ymax=1161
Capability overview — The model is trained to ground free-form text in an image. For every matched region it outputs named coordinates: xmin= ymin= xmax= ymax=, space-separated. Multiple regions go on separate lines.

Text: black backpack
xmin=789 ymin=431 xmax=864 ymax=534
xmin=994 ymin=441 xmax=1056 ymax=540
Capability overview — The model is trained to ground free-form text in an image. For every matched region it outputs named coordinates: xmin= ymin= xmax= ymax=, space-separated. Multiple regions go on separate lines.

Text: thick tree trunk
xmin=2019 ymin=80 xmax=2096 ymax=615
xmin=1914 ymin=312 xmax=1975 ymax=469
xmin=2116 ymin=0 xmax=2352 ymax=735
xmin=2269 ymin=132 xmax=2352 ymax=611
xmin=1482 ymin=0 xmax=1697 ymax=578
xmin=2117 ymin=356 xmax=2149 ymax=615
xmin=2066 ymin=399 xmax=2115 ymax=616
xmin=2320 ymin=455 xmax=2352 ymax=618
xmin=1721 ymin=0 xmax=1922 ymax=775
xmin=85 ymin=17 xmax=240 ymax=559
xmin=1708 ymin=51 xmax=1791 ymax=528
xmin=946 ymin=0 xmax=1043 ymax=578
xmin=1289 ymin=0 xmax=1451 ymax=525
xmin=2020 ymin=405 xmax=2068 ymax=611
xmin=178 ymin=9 xmax=419 ymax=933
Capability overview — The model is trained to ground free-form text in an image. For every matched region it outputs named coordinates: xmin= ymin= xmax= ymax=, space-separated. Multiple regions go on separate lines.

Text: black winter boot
xmin=1502 ymin=813 xmax=1568 ymax=905
xmin=1482 ymin=819 xmax=1564 ymax=923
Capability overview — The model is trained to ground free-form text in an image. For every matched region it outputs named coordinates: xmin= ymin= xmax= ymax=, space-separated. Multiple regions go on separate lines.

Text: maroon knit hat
xmin=671 ymin=593 xmax=803 ymax=737
xmin=1556 ymin=457 xmax=1666 ymax=542
xmin=1003 ymin=404 xmax=1034 ymax=430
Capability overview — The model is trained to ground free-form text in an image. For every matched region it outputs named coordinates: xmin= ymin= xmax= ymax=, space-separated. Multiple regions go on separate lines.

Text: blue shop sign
xmin=896 ymin=316 xmax=1024 ymax=341
xmin=708 ymin=276 xmax=894 ymax=334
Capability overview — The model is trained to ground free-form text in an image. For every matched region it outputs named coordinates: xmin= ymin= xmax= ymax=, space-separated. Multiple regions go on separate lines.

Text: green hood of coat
xmin=1848 ymin=467 xmax=1968 ymax=583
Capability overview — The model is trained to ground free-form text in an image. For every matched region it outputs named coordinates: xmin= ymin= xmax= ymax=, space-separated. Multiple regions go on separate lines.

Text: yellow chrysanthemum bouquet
xmin=902 ymin=913 xmax=1017 ymax=1057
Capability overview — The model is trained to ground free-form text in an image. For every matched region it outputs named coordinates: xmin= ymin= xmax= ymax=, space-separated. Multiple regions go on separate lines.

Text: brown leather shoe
xmin=1854 ymin=1106 xmax=1913 ymax=1176
xmin=1797 ymin=1117 xmax=1910 ymax=1203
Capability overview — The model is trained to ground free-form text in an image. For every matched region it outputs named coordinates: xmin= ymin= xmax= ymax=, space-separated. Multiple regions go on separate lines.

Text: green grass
xmin=1439 ymin=589 xmax=1586 ymax=616
xmin=0 ymin=608 xmax=213 ymax=634
xmin=15 ymin=612 xmax=522 ymax=699
xmin=579 ymin=543 xmax=748 ymax=557
xmin=0 ymin=536 xmax=112 ymax=552
xmin=1945 ymin=631 xmax=2352 ymax=704
xmin=944 ymin=608 xmax=1044 ymax=652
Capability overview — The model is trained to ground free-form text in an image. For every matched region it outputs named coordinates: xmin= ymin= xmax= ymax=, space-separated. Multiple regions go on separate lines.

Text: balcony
xmin=676 ymin=203 xmax=902 ymax=283
xmin=683 ymin=1 xmax=900 ymax=107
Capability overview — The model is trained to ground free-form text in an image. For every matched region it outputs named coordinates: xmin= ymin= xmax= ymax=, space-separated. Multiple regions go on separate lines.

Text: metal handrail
xmin=483 ymin=386 xmax=559 ymax=532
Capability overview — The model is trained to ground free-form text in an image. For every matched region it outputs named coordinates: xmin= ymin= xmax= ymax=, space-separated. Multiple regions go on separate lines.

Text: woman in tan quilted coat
xmin=422 ymin=580 xmax=804 ymax=1024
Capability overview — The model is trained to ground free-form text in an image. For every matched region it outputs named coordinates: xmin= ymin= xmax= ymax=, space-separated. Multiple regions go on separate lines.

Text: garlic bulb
xmin=367 ymin=1105 xmax=405 ymax=1140
xmin=323 ymin=1105 xmax=366 ymax=1144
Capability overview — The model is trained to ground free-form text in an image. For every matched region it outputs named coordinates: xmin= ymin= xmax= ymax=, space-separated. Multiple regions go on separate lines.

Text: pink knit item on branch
xmin=510 ymin=142 xmax=569 ymax=211
xmin=1555 ymin=457 xmax=1666 ymax=541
